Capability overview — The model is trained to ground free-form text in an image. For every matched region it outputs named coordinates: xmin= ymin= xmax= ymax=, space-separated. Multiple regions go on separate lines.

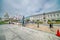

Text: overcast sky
xmin=0 ymin=0 xmax=60 ymax=17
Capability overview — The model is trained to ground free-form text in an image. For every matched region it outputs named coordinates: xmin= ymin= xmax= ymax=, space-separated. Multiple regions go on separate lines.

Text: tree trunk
xmin=37 ymin=24 xmax=39 ymax=28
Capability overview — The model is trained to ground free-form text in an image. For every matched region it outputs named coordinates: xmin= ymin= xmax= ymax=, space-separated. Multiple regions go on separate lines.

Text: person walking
xmin=49 ymin=23 xmax=53 ymax=28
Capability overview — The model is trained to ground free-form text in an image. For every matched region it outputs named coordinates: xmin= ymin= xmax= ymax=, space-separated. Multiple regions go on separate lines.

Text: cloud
xmin=1 ymin=0 xmax=60 ymax=17
xmin=43 ymin=0 xmax=57 ymax=9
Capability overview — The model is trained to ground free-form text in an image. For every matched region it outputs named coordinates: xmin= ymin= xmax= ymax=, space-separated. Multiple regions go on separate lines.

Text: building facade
xmin=29 ymin=10 xmax=60 ymax=23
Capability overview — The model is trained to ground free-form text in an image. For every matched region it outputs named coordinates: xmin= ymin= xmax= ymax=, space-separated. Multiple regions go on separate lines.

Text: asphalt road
xmin=0 ymin=24 xmax=60 ymax=40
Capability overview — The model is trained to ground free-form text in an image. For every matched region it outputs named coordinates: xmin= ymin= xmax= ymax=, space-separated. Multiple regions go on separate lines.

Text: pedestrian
xmin=49 ymin=23 xmax=53 ymax=28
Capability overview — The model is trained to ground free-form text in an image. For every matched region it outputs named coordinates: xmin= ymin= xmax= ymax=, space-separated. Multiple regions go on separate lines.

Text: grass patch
xmin=47 ymin=20 xmax=60 ymax=24
xmin=0 ymin=21 xmax=8 ymax=25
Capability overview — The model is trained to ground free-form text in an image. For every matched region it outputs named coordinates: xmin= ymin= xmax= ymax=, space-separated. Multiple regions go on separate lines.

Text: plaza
xmin=0 ymin=0 xmax=60 ymax=40
xmin=0 ymin=24 xmax=60 ymax=40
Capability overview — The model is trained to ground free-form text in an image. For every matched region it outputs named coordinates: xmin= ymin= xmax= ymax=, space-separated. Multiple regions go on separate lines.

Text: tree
xmin=35 ymin=20 xmax=40 ymax=28
xmin=47 ymin=20 xmax=52 ymax=24
xmin=26 ymin=18 xmax=30 ymax=23
xmin=32 ymin=20 xmax=35 ymax=23
xmin=4 ymin=12 xmax=9 ymax=19
xmin=0 ymin=17 xmax=2 ymax=21
xmin=47 ymin=20 xmax=53 ymax=28
xmin=35 ymin=20 xmax=43 ymax=28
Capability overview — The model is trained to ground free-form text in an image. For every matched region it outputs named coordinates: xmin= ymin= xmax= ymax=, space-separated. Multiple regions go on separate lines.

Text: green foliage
xmin=5 ymin=19 xmax=9 ymax=22
xmin=55 ymin=20 xmax=60 ymax=22
xmin=54 ymin=20 xmax=60 ymax=24
xmin=35 ymin=20 xmax=43 ymax=24
xmin=0 ymin=17 xmax=2 ymax=20
xmin=32 ymin=20 xmax=35 ymax=22
xmin=35 ymin=20 xmax=43 ymax=28
xmin=25 ymin=18 xmax=30 ymax=22
xmin=47 ymin=20 xmax=52 ymax=24
xmin=0 ymin=21 xmax=8 ymax=25
xmin=47 ymin=19 xmax=60 ymax=24
xmin=48 ymin=20 xmax=51 ymax=22
xmin=12 ymin=20 xmax=19 ymax=22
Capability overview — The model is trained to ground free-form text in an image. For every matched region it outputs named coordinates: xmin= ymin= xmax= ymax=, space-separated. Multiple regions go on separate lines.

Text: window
xmin=50 ymin=14 xmax=52 ymax=17
xmin=48 ymin=15 xmax=49 ymax=17
xmin=57 ymin=14 xmax=59 ymax=17
xmin=53 ymin=14 xmax=55 ymax=17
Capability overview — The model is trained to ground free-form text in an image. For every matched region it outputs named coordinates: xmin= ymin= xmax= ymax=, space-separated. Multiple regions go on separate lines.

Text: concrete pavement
xmin=0 ymin=24 xmax=60 ymax=40
xmin=0 ymin=26 xmax=6 ymax=40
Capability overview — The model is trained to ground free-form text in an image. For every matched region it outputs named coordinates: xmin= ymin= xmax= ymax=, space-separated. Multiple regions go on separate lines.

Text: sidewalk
xmin=25 ymin=23 xmax=60 ymax=34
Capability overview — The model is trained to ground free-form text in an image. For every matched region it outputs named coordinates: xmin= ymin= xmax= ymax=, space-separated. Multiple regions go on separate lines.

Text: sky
xmin=0 ymin=0 xmax=60 ymax=17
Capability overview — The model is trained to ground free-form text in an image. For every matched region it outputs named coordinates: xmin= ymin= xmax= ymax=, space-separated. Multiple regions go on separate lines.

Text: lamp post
xmin=22 ymin=16 xmax=25 ymax=26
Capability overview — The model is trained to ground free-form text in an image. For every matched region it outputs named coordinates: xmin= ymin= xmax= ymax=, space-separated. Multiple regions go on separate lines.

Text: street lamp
xmin=22 ymin=16 xmax=25 ymax=26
